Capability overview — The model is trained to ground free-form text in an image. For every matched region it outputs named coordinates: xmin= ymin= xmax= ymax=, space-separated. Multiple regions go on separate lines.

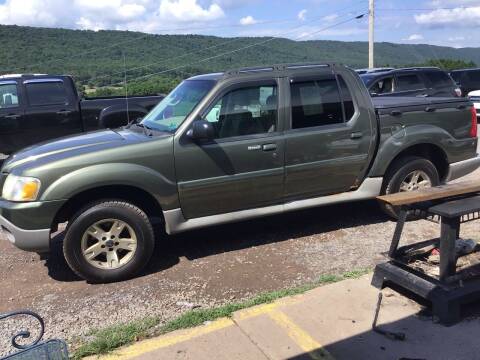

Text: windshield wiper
xmin=133 ymin=123 xmax=154 ymax=137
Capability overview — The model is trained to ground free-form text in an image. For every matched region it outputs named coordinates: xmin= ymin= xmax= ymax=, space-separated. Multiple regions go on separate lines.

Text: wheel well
xmin=386 ymin=144 xmax=449 ymax=181
xmin=52 ymin=185 xmax=163 ymax=229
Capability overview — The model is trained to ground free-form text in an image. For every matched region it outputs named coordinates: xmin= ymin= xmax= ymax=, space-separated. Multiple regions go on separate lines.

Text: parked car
xmin=355 ymin=67 xmax=394 ymax=75
xmin=0 ymin=74 xmax=163 ymax=156
xmin=450 ymin=68 xmax=480 ymax=95
xmin=360 ymin=67 xmax=462 ymax=98
xmin=0 ymin=63 xmax=478 ymax=282
xmin=467 ymin=90 xmax=480 ymax=119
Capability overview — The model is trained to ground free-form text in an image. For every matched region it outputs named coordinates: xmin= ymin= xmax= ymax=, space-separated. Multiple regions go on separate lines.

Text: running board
xmin=163 ymin=177 xmax=383 ymax=235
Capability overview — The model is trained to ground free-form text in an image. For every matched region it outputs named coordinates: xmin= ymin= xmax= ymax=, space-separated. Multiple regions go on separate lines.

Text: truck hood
xmin=3 ymin=128 xmax=148 ymax=171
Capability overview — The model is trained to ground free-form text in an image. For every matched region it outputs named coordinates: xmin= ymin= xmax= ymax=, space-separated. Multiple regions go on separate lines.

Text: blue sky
xmin=0 ymin=0 xmax=479 ymax=47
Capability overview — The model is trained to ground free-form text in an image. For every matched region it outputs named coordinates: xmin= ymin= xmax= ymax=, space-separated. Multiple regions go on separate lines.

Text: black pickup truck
xmin=0 ymin=74 xmax=163 ymax=156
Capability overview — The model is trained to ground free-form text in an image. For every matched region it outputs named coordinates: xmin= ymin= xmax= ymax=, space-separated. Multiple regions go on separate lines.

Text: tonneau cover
xmin=373 ymin=96 xmax=470 ymax=110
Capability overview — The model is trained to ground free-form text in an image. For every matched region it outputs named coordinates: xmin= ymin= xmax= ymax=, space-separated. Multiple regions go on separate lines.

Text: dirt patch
xmin=1 ymin=170 xmax=480 ymax=355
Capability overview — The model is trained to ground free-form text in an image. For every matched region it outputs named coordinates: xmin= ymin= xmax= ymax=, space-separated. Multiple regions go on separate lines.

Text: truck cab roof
xmin=187 ymin=63 xmax=339 ymax=83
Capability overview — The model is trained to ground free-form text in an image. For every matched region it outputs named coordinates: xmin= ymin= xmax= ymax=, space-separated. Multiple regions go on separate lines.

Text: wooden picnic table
xmin=373 ymin=179 xmax=480 ymax=325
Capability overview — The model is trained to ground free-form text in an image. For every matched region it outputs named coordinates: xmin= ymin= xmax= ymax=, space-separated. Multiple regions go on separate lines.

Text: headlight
xmin=2 ymin=175 xmax=41 ymax=202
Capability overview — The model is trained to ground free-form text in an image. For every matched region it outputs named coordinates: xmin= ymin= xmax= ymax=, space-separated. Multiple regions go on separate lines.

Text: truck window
xmin=204 ymin=85 xmax=277 ymax=138
xmin=290 ymin=78 xmax=344 ymax=129
xmin=338 ymin=76 xmax=355 ymax=120
xmin=370 ymin=77 xmax=394 ymax=95
xmin=423 ymin=71 xmax=454 ymax=87
xmin=0 ymin=83 xmax=19 ymax=108
xmin=466 ymin=70 xmax=480 ymax=83
xmin=396 ymin=74 xmax=424 ymax=91
xmin=25 ymin=81 xmax=68 ymax=106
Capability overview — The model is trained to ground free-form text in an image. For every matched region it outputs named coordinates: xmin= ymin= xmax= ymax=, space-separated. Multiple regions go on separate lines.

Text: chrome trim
xmin=23 ymin=78 xmax=64 ymax=84
xmin=164 ymin=177 xmax=383 ymax=234
xmin=0 ymin=215 xmax=50 ymax=252
xmin=0 ymin=80 xmax=17 ymax=85
xmin=445 ymin=155 xmax=480 ymax=182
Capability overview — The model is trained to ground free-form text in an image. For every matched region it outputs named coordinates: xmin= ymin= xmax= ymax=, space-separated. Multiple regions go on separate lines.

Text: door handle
xmin=262 ymin=143 xmax=277 ymax=151
xmin=425 ymin=107 xmax=436 ymax=112
xmin=57 ymin=110 xmax=72 ymax=115
xmin=4 ymin=114 xmax=21 ymax=120
xmin=390 ymin=110 xmax=402 ymax=116
xmin=350 ymin=132 xmax=363 ymax=139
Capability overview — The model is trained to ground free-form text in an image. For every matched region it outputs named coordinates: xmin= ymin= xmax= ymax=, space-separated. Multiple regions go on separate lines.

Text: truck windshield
xmin=141 ymin=80 xmax=215 ymax=133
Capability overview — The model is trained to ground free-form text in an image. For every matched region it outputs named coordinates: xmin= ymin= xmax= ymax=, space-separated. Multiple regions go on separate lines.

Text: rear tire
xmin=380 ymin=156 xmax=440 ymax=219
xmin=63 ymin=200 xmax=154 ymax=283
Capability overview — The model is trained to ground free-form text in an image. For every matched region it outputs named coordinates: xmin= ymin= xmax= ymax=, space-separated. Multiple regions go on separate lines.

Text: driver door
xmin=174 ymin=79 xmax=286 ymax=219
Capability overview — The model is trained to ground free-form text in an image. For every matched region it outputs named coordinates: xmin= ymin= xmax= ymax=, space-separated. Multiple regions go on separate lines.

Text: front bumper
xmin=0 ymin=199 xmax=65 ymax=253
xmin=446 ymin=155 xmax=480 ymax=182
xmin=0 ymin=215 xmax=50 ymax=252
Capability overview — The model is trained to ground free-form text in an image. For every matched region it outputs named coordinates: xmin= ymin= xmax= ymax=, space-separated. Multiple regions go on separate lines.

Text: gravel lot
xmin=1 ymin=169 xmax=479 ymax=355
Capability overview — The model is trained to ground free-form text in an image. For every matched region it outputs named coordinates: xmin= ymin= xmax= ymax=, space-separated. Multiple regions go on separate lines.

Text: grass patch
xmin=72 ymin=268 xmax=369 ymax=359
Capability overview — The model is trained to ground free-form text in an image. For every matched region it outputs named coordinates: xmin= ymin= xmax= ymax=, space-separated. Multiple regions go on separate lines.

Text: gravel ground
xmin=1 ymin=169 xmax=479 ymax=356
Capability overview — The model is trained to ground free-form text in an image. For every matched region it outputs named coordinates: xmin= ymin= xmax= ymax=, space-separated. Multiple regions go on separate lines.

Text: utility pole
xmin=369 ymin=0 xmax=375 ymax=69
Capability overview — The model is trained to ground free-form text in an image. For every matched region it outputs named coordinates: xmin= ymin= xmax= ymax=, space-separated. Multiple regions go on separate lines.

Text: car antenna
xmin=123 ymin=51 xmax=131 ymax=126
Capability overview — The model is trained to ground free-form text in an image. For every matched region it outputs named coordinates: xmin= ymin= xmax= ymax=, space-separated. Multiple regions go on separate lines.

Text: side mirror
xmin=186 ymin=119 xmax=214 ymax=142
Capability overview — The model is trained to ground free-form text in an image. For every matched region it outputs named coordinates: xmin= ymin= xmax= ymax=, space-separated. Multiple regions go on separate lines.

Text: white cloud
xmin=403 ymin=34 xmax=424 ymax=41
xmin=159 ymin=0 xmax=224 ymax=22
xmin=0 ymin=0 xmax=225 ymax=32
xmin=239 ymin=15 xmax=258 ymax=25
xmin=298 ymin=9 xmax=307 ymax=21
xmin=322 ymin=14 xmax=338 ymax=22
xmin=415 ymin=6 xmax=480 ymax=28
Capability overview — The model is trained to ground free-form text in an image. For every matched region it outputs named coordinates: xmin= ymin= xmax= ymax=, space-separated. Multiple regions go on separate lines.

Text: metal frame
xmin=373 ymin=193 xmax=480 ymax=325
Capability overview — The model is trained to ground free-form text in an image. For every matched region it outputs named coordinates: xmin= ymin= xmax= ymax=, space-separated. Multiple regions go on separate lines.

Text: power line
xmin=87 ymin=2 xmax=368 ymax=84
xmin=376 ymin=7 xmax=473 ymax=11
xmin=2 ymin=0 xmax=368 ymax=74
xmin=98 ymin=12 xmax=366 ymax=89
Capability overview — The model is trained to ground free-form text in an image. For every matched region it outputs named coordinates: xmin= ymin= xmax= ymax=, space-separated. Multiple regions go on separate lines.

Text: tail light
xmin=470 ymin=106 xmax=477 ymax=138
xmin=455 ymin=88 xmax=462 ymax=97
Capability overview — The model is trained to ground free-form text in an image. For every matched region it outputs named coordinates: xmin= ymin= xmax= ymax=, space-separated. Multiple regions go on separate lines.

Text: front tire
xmin=380 ymin=156 xmax=440 ymax=218
xmin=63 ymin=201 xmax=154 ymax=283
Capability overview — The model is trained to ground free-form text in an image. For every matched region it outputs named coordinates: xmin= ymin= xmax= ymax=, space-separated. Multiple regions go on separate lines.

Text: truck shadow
xmin=45 ymin=199 xmax=389 ymax=282
xmin=146 ymin=199 xmax=389 ymax=275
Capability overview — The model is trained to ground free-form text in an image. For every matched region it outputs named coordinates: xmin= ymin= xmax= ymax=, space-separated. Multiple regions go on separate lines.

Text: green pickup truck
xmin=1 ymin=63 xmax=479 ymax=282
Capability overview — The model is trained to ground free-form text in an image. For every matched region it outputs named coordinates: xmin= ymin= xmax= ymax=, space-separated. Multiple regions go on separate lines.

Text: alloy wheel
xmin=399 ymin=170 xmax=432 ymax=192
xmin=80 ymin=219 xmax=137 ymax=270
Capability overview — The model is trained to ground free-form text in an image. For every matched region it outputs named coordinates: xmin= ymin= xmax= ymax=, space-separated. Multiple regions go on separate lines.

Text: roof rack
xmin=397 ymin=66 xmax=440 ymax=71
xmin=223 ymin=62 xmax=332 ymax=78
xmin=0 ymin=73 xmax=48 ymax=79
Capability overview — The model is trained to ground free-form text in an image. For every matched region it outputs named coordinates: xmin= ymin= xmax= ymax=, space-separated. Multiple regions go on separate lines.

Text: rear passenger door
xmin=394 ymin=72 xmax=428 ymax=97
xmin=284 ymin=71 xmax=374 ymax=201
xmin=23 ymin=78 xmax=82 ymax=147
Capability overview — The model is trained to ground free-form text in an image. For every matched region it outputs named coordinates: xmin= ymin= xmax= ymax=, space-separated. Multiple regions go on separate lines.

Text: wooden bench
xmin=373 ymin=179 xmax=480 ymax=325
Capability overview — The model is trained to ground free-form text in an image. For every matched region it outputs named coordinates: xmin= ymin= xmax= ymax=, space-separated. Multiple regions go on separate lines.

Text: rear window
xmin=396 ymin=74 xmax=424 ymax=91
xmin=25 ymin=81 xmax=68 ymax=106
xmin=423 ymin=71 xmax=454 ymax=87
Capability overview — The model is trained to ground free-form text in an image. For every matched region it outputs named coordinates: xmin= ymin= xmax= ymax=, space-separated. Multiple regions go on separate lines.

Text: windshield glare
xmin=141 ymin=79 xmax=215 ymax=132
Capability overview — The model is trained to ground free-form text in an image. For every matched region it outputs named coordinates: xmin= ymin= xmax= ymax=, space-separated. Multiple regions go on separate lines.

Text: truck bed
xmin=373 ymin=96 xmax=471 ymax=112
